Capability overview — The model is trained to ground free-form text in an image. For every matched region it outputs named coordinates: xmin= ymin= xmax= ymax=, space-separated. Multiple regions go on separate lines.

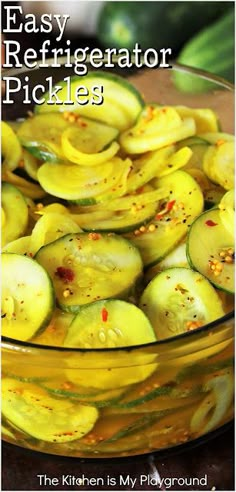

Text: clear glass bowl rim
xmin=1 ymin=57 xmax=235 ymax=91
xmin=2 ymin=60 xmax=235 ymax=353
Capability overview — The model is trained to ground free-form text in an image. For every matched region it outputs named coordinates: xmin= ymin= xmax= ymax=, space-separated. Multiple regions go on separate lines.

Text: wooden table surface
xmin=2 ymin=425 xmax=234 ymax=491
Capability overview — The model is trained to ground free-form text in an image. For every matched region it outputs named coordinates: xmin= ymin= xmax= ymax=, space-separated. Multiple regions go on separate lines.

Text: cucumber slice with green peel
xmin=81 ymin=412 xmax=156 ymax=449
xmin=86 ymin=402 xmax=197 ymax=454
xmin=176 ymin=357 xmax=234 ymax=384
xmin=203 ymin=141 xmax=234 ymax=191
xmin=120 ymin=105 xmax=196 ymax=154
xmin=190 ymin=368 xmax=234 ymax=434
xmin=35 ymin=72 xmax=145 ymax=131
xmin=127 ymin=219 xmax=187 ymax=268
xmin=2 ymin=373 xmax=50 ymax=384
xmin=61 ymin=126 xmax=119 ymax=166
xmin=219 ymin=190 xmax=234 ymax=237
xmin=37 ymin=157 xmax=131 ymax=202
xmin=199 ymin=132 xmax=234 ymax=145
xmin=152 ymin=242 xmax=188 ymax=271
xmin=185 ymin=168 xmax=225 ymax=209
xmin=24 ymin=143 xmax=61 ymax=163
xmin=106 ymin=390 xmax=202 ymax=415
xmin=40 ymin=381 xmax=126 ymax=408
xmin=2 ymin=235 xmax=32 ymax=256
xmin=204 ymin=186 xmax=225 ymax=210
xmin=115 ymin=384 xmax=174 ymax=409
xmin=35 ymin=233 xmax=143 ymax=312
xmin=79 ymin=201 xmax=157 ymax=233
xmin=174 ymin=106 xmax=219 ymax=133
xmin=187 ymin=208 xmax=234 ymax=293
xmin=17 ymin=113 xmax=69 ymax=161
xmin=32 ymin=309 xmax=73 ymax=347
xmin=18 ymin=112 xmax=119 ymax=163
xmin=100 ymin=411 xmax=173 ymax=443
xmin=145 ymin=242 xmax=188 ymax=284
xmin=1 ymin=253 xmax=55 ymax=341
xmin=22 ymin=149 xmax=41 ymax=181
xmin=126 ymin=145 xmax=192 ymax=193
xmin=140 ymin=267 xmax=225 ymax=340
xmin=2 ymin=379 xmax=99 ymax=443
xmin=29 ymin=212 xmax=82 ymax=255
xmin=127 ymin=170 xmax=204 ymax=267
xmin=1 ymin=182 xmax=29 ymax=247
xmin=61 ymin=120 xmax=118 ymax=155
xmin=177 ymin=136 xmax=209 ymax=169
xmin=64 ymin=300 xmax=156 ymax=349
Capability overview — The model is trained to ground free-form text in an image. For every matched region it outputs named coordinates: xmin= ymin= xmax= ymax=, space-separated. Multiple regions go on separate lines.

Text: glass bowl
xmin=1 ymin=61 xmax=234 ymax=458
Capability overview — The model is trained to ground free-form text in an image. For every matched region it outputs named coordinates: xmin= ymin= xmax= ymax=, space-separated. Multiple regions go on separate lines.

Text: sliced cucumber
xmin=18 ymin=113 xmax=119 ymax=164
xmin=187 ymin=208 xmax=234 ymax=293
xmin=2 ymin=168 xmax=46 ymax=200
xmin=127 ymin=170 xmax=203 ymax=267
xmin=17 ymin=113 xmax=69 ymax=161
xmin=120 ymin=105 xmax=196 ymax=154
xmin=61 ymin=125 xmax=119 ymax=166
xmin=79 ymin=201 xmax=157 ymax=233
xmin=65 ymin=362 xmax=157 ymax=392
xmin=115 ymin=384 xmax=174 ymax=410
xmin=22 ymin=149 xmax=41 ymax=181
xmin=204 ymin=186 xmax=225 ymax=209
xmin=177 ymin=136 xmax=209 ymax=169
xmin=100 ymin=411 xmax=169 ymax=443
xmin=29 ymin=212 xmax=82 ymax=255
xmin=41 ymin=380 xmax=125 ymax=408
xmin=1 ymin=182 xmax=28 ymax=247
xmin=24 ymin=143 xmax=61 ymax=163
xmin=64 ymin=299 xmax=156 ymax=349
xmin=32 ymin=309 xmax=73 ymax=346
xmin=176 ymin=357 xmax=234 ymax=384
xmin=2 ymin=235 xmax=32 ymax=256
xmin=199 ymin=132 xmax=234 ymax=145
xmin=140 ymin=267 xmax=225 ymax=340
xmin=35 ymin=72 xmax=145 ymax=131
xmin=1 ymin=253 xmax=55 ymax=341
xmin=219 ymin=190 xmax=234 ymax=237
xmin=185 ymin=168 xmax=225 ymax=209
xmin=190 ymin=368 xmax=234 ymax=434
xmin=126 ymin=145 xmax=192 ymax=192
xmin=145 ymin=242 xmax=188 ymax=284
xmin=35 ymin=233 xmax=143 ymax=312
xmin=174 ymin=106 xmax=219 ymax=133
xmin=37 ymin=157 xmax=130 ymax=202
xmin=203 ymin=141 xmax=234 ymax=190
xmin=2 ymin=378 xmax=98 ymax=443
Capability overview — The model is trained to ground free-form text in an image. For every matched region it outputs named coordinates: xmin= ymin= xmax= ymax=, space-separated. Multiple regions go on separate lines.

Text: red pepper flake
xmin=101 ymin=307 xmax=108 ymax=322
xmin=155 ymin=200 xmax=176 ymax=220
xmin=88 ymin=232 xmax=101 ymax=241
xmin=166 ymin=200 xmax=176 ymax=211
xmin=137 ymin=187 xmax=145 ymax=194
xmin=55 ymin=266 xmax=75 ymax=283
xmin=205 ymin=220 xmax=218 ymax=227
